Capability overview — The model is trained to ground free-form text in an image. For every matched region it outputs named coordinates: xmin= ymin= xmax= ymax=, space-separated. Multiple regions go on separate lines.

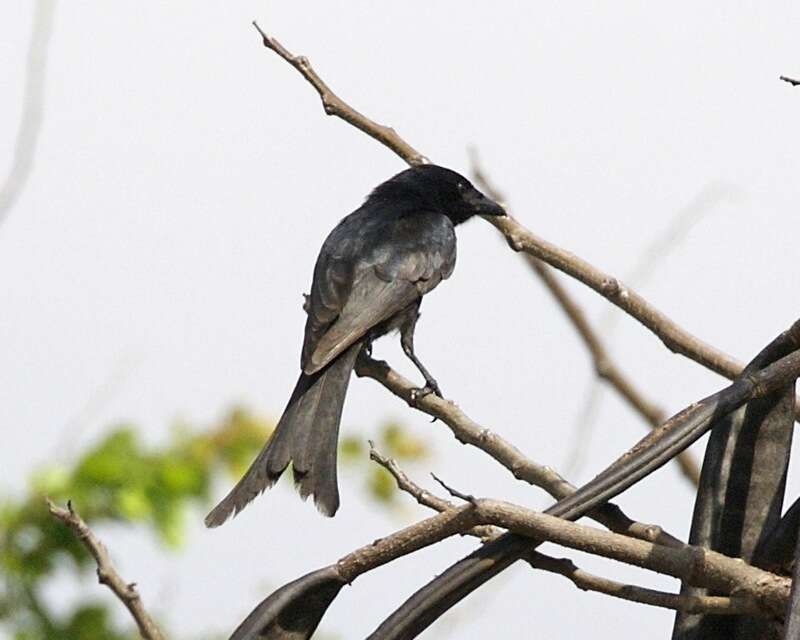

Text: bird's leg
xmin=405 ymin=348 xmax=442 ymax=402
xmin=399 ymin=305 xmax=443 ymax=402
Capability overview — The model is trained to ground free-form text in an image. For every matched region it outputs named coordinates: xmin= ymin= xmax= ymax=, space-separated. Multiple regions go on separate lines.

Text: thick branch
xmin=525 ymin=552 xmax=761 ymax=616
xmin=487 ymin=214 xmax=749 ymax=380
xmin=370 ymin=446 xmax=749 ymax=617
xmin=476 ymin=499 xmax=788 ymax=617
xmin=371 ymin=445 xmax=749 ymax=618
xmin=327 ymin=498 xmax=784 ymax=617
xmin=335 ymin=504 xmax=479 ymax=580
xmin=46 ymin=500 xmax=165 ymax=640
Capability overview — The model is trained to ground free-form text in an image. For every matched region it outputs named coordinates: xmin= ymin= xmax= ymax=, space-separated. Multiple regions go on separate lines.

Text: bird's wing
xmin=302 ymin=214 xmax=456 ymax=375
xmin=301 ymin=253 xmax=353 ymax=371
xmin=304 ymin=270 xmax=419 ymax=374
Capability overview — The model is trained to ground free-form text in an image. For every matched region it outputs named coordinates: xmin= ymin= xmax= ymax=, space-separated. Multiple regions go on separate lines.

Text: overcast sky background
xmin=2 ymin=2 xmax=800 ymax=638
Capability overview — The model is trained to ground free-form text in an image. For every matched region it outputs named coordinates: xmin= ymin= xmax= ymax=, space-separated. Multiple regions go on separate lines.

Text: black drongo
xmin=205 ymin=164 xmax=504 ymax=526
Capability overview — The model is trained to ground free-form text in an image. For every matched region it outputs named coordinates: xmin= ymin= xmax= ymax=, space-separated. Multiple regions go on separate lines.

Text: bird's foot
xmin=409 ymin=380 xmax=443 ymax=409
xmin=409 ymin=386 xmax=430 ymax=404
xmin=426 ymin=378 xmax=443 ymax=399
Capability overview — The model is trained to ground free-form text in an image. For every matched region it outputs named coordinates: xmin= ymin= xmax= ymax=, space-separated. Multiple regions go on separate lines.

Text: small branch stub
xmin=431 ymin=473 xmax=477 ymax=504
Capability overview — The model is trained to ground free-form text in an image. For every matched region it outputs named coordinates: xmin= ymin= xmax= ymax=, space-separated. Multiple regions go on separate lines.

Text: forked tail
xmin=205 ymin=341 xmax=362 ymax=526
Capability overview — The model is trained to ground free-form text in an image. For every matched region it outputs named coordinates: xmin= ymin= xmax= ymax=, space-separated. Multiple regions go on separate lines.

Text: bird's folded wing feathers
xmin=304 ymin=269 xmax=420 ymax=374
xmin=302 ymin=214 xmax=456 ymax=375
xmin=301 ymin=255 xmax=351 ymax=369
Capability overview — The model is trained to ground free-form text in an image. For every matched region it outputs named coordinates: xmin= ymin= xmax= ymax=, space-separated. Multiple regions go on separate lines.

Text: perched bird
xmin=205 ymin=164 xmax=504 ymax=526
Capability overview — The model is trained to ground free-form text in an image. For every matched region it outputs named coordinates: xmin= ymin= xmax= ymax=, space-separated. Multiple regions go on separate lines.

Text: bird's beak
xmin=466 ymin=190 xmax=506 ymax=216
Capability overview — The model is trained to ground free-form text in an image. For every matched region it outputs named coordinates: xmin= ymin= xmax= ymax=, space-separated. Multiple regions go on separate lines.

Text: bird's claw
xmin=425 ymin=379 xmax=443 ymax=399
xmin=409 ymin=387 xmax=425 ymax=405
xmin=409 ymin=381 xmax=443 ymax=406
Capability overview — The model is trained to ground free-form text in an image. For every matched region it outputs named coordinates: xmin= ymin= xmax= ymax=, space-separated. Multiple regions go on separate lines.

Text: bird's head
xmin=370 ymin=164 xmax=506 ymax=225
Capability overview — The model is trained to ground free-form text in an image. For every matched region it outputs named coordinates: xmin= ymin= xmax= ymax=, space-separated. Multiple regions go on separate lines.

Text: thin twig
xmin=525 ymin=551 xmax=761 ymax=616
xmin=46 ymin=500 xmax=166 ymax=640
xmin=430 ymin=473 xmax=476 ymax=504
xmin=470 ymin=152 xmax=701 ymax=487
xmin=369 ymin=442 xmax=497 ymax=539
xmin=251 ymin=21 xmax=427 ymax=165
xmin=780 ymin=75 xmax=800 ymax=86
xmin=368 ymin=441 xmax=447 ymax=510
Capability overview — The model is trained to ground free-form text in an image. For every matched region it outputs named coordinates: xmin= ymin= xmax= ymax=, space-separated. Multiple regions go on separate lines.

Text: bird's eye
xmin=457 ymin=182 xmax=466 ymax=192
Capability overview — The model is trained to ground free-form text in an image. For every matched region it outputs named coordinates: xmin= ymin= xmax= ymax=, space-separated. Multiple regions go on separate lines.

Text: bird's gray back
xmin=301 ymin=206 xmax=456 ymax=371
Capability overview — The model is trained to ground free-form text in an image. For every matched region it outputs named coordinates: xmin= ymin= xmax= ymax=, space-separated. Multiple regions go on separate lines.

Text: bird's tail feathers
xmin=204 ymin=342 xmax=362 ymax=527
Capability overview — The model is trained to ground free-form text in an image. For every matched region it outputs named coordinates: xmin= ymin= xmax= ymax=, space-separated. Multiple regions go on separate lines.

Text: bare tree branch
xmin=370 ymin=444 xmax=752 ymax=617
xmin=335 ymin=504 xmax=480 ymax=581
xmin=310 ymin=498 xmax=786 ymax=618
xmin=369 ymin=442 xmax=497 ymax=540
xmin=780 ymin=75 xmax=800 ymax=86
xmin=363 ymin=322 xmax=800 ymax=640
xmin=0 ymin=0 xmax=55 ymax=228
xmin=236 ymin=339 xmax=800 ymax=638
xmin=469 ymin=151 xmax=701 ymax=487
xmin=251 ymin=21 xmax=427 ymax=166
xmin=46 ymin=500 xmax=166 ymax=640
xmin=355 ymin=353 xmax=681 ymax=548
xmin=473 ymin=499 xmax=789 ymax=617
xmin=525 ymin=551 xmax=762 ymax=616
xmin=487 ymin=213 xmax=748 ymax=378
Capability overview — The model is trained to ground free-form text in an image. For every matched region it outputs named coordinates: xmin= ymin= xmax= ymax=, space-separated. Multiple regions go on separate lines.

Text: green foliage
xmin=1 ymin=410 xmax=430 ymax=639
xmin=1 ymin=408 xmax=270 ymax=640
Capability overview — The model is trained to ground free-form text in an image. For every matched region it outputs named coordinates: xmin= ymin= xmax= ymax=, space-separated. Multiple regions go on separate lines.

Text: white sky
xmin=2 ymin=2 xmax=800 ymax=638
